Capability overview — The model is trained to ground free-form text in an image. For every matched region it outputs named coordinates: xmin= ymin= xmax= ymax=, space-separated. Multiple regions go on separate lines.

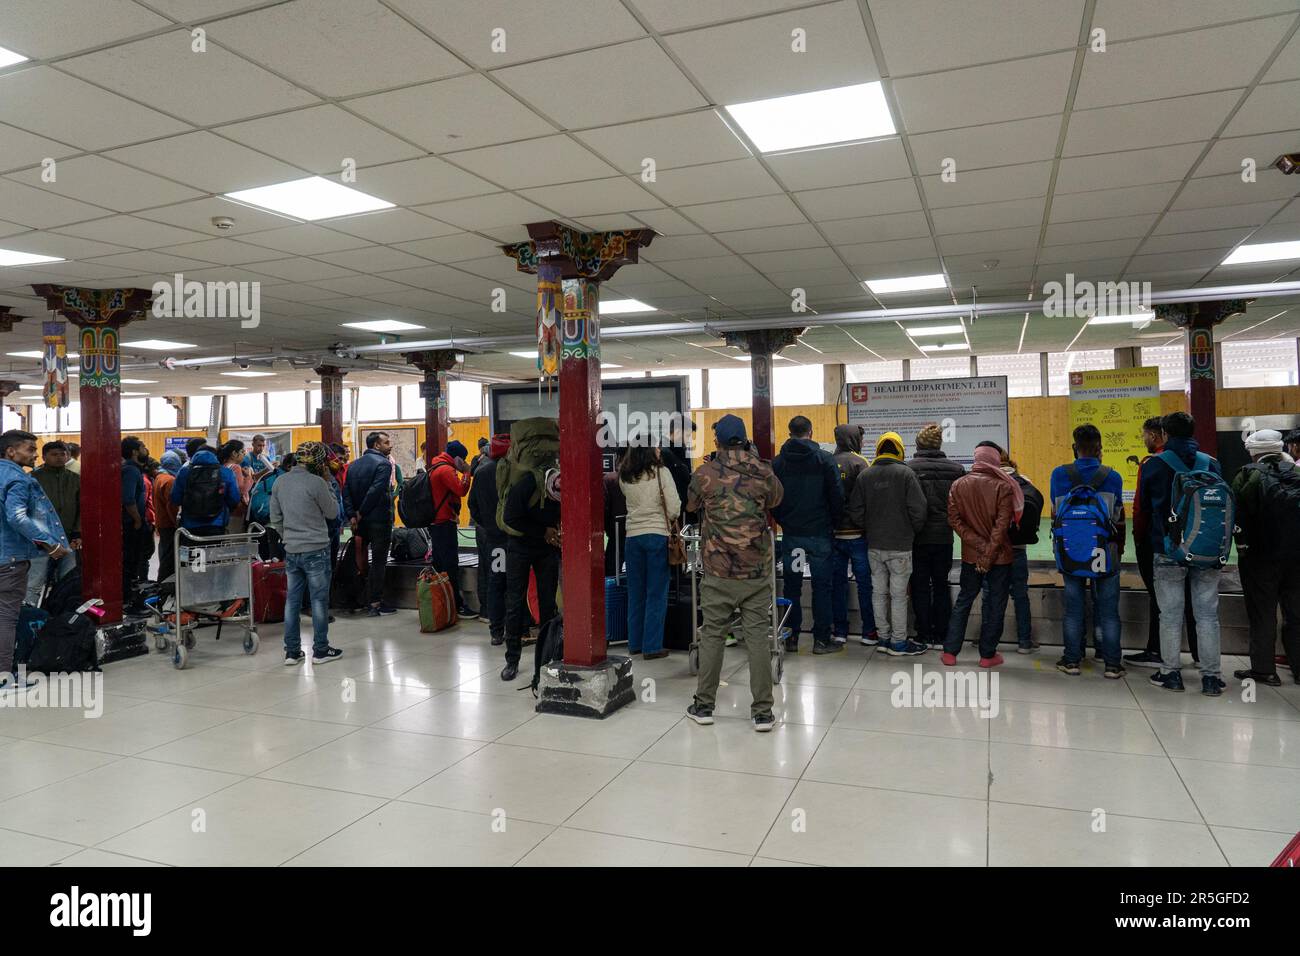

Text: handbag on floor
xmin=417 ymin=567 xmax=458 ymax=633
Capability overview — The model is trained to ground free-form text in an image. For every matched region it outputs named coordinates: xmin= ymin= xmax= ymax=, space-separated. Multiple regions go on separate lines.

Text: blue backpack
xmin=1159 ymin=450 xmax=1234 ymax=568
xmin=248 ymin=470 xmax=279 ymax=525
xmin=1052 ymin=464 xmax=1119 ymax=578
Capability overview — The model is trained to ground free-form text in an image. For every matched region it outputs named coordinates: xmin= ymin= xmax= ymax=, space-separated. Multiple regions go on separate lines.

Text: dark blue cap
xmin=445 ymin=440 xmax=468 ymax=459
xmin=713 ymin=414 xmax=747 ymax=445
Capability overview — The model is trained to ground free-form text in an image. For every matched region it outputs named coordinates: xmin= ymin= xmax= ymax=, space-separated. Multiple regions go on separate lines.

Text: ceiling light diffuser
xmin=0 ymin=249 xmax=64 ymax=267
xmin=225 ymin=176 xmax=394 ymax=221
xmin=342 ymin=319 xmax=426 ymax=333
xmin=599 ymin=299 xmax=655 ymax=315
xmin=865 ymin=274 xmax=948 ymax=295
xmin=905 ymin=324 xmax=965 ymax=337
xmin=0 ymin=46 xmax=28 ymax=69
xmin=1221 ymin=240 xmax=1300 ymax=265
xmin=725 ymin=82 xmax=895 ymax=153
xmin=919 ymin=343 xmax=968 ymax=352
xmin=1087 ymin=313 xmax=1153 ymax=326
xmin=120 ymin=340 xmax=195 ymax=350
xmin=221 ymin=371 xmax=277 ymax=378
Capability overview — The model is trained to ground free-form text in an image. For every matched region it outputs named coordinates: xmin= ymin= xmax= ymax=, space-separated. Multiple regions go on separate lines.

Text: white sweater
xmin=619 ymin=466 xmax=682 ymax=538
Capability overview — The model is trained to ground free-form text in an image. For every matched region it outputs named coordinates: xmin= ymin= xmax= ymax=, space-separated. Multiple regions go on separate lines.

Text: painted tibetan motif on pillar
xmin=561 ymin=278 xmax=598 ymax=362
xmin=78 ymin=325 xmax=120 ymax=389
xmin=43 ymin=321 xmax=69 ymax=408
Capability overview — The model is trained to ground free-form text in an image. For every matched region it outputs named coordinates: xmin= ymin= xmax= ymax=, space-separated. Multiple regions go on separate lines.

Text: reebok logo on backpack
xmin=1160 ymin=450 xmax=1234 ymax=569
xmin=181 ymin=463 xmax=224 ymax=523
xmin=1052 ymin=464 xmax=1119 ymax=578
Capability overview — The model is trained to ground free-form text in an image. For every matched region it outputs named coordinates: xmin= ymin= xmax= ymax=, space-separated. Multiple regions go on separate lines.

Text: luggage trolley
xmin=681 ymin=525 xmax=792 ymax=684
xmin=152 ymin=524 xmax=264 ymax=669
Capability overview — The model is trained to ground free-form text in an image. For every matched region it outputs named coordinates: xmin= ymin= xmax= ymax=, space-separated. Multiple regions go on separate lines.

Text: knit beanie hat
xmin=916 ymin=423 xmax=943 ymax=450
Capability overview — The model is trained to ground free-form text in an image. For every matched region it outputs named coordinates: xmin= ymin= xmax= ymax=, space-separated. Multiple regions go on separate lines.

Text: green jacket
xmin=32 ymin=464 xmax=80 ymax=537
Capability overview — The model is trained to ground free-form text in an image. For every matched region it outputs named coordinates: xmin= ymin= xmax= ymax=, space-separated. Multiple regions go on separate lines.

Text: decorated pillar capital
xmin=0 ymin=306 xmax=28 ymax=333
xmin=402 ymin=349 xmax=460 ymax=374
xmin=722 ymin=327 xmax=806 ymax=355
xmin=501 ymin=220 xmax=656 ymax=282
xmin=1155 ymin=299 xmax=1251 ymax=457
xmin=0 ymin=379 xmax=20 ymax=400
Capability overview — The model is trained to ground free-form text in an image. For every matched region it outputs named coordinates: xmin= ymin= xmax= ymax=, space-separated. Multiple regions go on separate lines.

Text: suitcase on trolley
xmin=252 ymin=559 xmax=287 ymax=624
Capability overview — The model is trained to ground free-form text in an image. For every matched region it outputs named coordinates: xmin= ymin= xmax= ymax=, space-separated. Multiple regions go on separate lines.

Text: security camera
xmin=237 ymin=360 xmax=250 ymax=370
xmin=211 ymin=216 xmax=236 ymax=230
xmin=1274 ymin=153 xmax=1300 ymax=175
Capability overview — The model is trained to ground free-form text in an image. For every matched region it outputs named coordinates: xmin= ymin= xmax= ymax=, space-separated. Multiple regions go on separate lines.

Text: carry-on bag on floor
xmin=532 ymin=612 xmax=564 ymax=694
xmin=27 ymin=609 xmax=99 ymax=673
xmin=605 ymin=525 xmax=627 ymax=645
xmin=15 ymin=605 xmax=48 ymax=665
xmin=97 ymin=618 xmax=149 ymax=665
xmin=417 ymin=567 xmax=459 ymax=633
xmin=252 ymin=559 xmax=288 ymax=624
xmin=330 ymin=537 xmax=368 ymax=611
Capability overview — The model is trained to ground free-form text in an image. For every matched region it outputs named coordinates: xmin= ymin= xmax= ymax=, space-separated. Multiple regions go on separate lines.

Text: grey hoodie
xmin=269 ymin=465 xmax=337 ymax=554
xmin=847 ymin=456 xmax=927 ymax=551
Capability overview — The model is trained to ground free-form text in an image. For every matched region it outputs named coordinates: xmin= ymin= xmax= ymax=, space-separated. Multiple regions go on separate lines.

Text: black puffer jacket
xmin=832 ymin=424 xmax=869 ymax=535
xmin=772 ymin=437 xmax=843 ymax=537
xmin=907 ymin=448 xmax=966 ymax=546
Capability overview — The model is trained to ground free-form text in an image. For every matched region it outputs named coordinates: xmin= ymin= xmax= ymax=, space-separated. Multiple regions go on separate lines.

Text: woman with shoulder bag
xmin=618 ymin=443 xmax=682 ymax=659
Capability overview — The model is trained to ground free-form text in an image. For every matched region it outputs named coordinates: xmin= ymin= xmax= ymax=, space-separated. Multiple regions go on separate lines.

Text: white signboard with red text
xmin=845 ymin=375 xmax=1010 ymax=465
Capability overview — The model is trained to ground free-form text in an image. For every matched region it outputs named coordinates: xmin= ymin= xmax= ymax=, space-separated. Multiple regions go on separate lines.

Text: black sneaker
xmin=752 ymin=712 xmax=777 ymax=732
xmin=1104 ymin=663 xmax=1126 ymax=680
xmin=457 ymin=605 xmax=479 ymax=620
xmin=376 ymin=604 xmax=399 ymax=615
xmin=490 ymin=634 xmax=504 ymax=646
xmin=812 ymin=641 xmax=842 ymax=655
xmin=1124 ymin=649 xmax=1162 ymax=668
xmin=501 ymin=663 xmax=518 ymax=682
xmin=783 ymin=638 xmax=799 ymax=653
xmin=366 ymin=606 xmax=383 ymax=617
xmin=686 ymin=700 xmax=714 ymax=725
xmin=1149 ymin=670 xmax=1185 ymax=692
xmin=1201 ymin=675 xmax=1226 ymax=697
xmin=311 ymin=646 xmax=343 ymax=665
xmin=1056 ymin=657 xmax=1081 ymax=676
xmin=284 ymin=650 xmax=305 ymax=666
xmin=1232 ymin=668 xmax=1282 ymax=687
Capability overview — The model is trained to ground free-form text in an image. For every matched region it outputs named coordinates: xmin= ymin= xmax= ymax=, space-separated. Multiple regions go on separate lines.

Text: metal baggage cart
xmin=681 ymin=525 xmax=791 ymax=684
xmin=151 ymin=524 xmax=263 ymax=669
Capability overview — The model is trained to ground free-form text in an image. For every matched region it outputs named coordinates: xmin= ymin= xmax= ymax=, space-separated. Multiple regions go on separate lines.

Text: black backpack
xmin=390 ymin=526 xmax=430 ymax=562
xmin=330 ymin=537 xmax=368 ymax=611
xmin=1009 ymin=477 xmax=1045 ymax=546
xmin=27 ymin=610 xmax=98 ymax=673
xmin=42 ymin=568 xmax=83 ymax=616
xmin=531 ymin=612 xmax=564 ymax=695
xmin=182 ymin=463 xmax=225 ymax=522
xmin=1246 ymin=460 xmax=1300 ymax=556
xmin=398 ymin=462 xmax=455 ymax=528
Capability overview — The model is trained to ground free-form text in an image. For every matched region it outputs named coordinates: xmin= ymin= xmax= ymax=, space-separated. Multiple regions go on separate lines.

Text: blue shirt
xmin=170 ymin=450 xmax=242 ymax=529
xmin=1049 ymin=457 xmax=1124 ymax=512
xmin=121 ymin=460 xmax=146 ymax=516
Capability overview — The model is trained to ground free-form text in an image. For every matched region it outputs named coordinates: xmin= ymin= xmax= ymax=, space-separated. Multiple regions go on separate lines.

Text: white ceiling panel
xmin=1197 ymin=130 xmax=1300 ymax=177
xmin=1090 ymin=0 xmax=1299 ymax=41
xmin=1153 ymin=199 xmax=1289 ymax=233
xmin=217 ymin=106 xmax=423 ymax=174
xmin=1224 ymin=79 xmax=1300 ymax=136
xmin=53 ymin=215 xmax=209 ymax=249
xmin=573 ymin=111 xmax=750 ymax=173
xmin=677 ymin=194 xmax=808 ymax=231
xmin=389 ymin=0 xmax=645 ymax=68
xmin=447 ymin=136 xmax=618 ymax=189
xmin=135 ymin=196 xmax=299 ymax=237
xmin=892 ymin=53 xmax=1075 ymax=133
xmin=764 ymin=138 xmax=911 ymax=191
xmin=392 ymin=234 xmax=507 ymax=264
xmin=714 ymin=223 xmax=827 ymax=253
xmin=491 ymin=39 xmax=707 ymax=129
xmin=348 ymin=74 xmax=556 ymax=152
xmin=323 ymin=208 xmax=472 ymax=246
xmin=1042 ymin=214 xmax=1159 ymax=245
xmin=0 ymin=0 xmax=169 ymax=59
xmin=105 ymin=132 xmax=305 ymax=194
xmin=5 ymin=156 xmax=203 ymax=213
xmin=931 ymin=197 xmax=1045 ymax=234
xmin=837 ymin=236 xmax=939 ymax=267
xmin=1264 ymin=28 xmax=1300 ymax=82
xmin=907 ymin=115 xmax=1063 ymax=173
xmin=921 ymin=161 xmax=1053 ymax=209
xmin=666 ymin=0 xmax=877 ymax=103
xmin=238 ymin=224 xmax=373 ymax=255
xmin=519 ymin=178 xmax=662 ymax=217
xmin=1173 ymin=171 xmax=1300 ymax=210
xmin=1048 ymin=182 xmax=1180 ymax=222
xmin=1063 ymin=90 xmax=1240 ymax=155
xmin=413 ymin=193 xmax=556 ymax=234
xmin=820 ymin=210 xmax=930 ymax=244
xmin=1056 ymin=143 xmax=1205 ymax=193
xmin=339 ymin=156 xmax=496 ymax=207
xmin=795 ymin=178 xmax=922 ymax=221
xmin=59 ymin=31 xmax=320 ymax=126
xmin=646 ymin=159 xmax=784 ymax=206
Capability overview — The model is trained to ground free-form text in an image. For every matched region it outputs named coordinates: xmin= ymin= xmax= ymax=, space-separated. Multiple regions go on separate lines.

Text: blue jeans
xmin=1062 ymin=572 xmax=1120 ymax=666
xmin=831 ymin=536 xmax=876 ymax=637
xmin=283 ymin=548 xmax=331 ymax=656
xmin=782 ymin=535 xmax=832 ymax=645
xmin=1153 ymin=555 xmax=1221 ymax=678
xmin=984 ymin=548 xmax=1031 ymax=647
xmin=625 ymin=534 xmax=669 ymax=654
xmin=945 ymin=562 xmax=1011 ymax=659
xmin=24 ymin=549 xmax=76 ymax=607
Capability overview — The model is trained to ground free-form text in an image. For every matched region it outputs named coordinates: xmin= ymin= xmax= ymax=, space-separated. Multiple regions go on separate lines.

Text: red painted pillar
xmin=1157 ymin=299 xmax=1249 ymax=457
xmin=315 ymin=365 xmax=346 ymax=448
xmin=405 ymin=350 xmax=459 ymax=467
xmin=724 ymin=328 xmax=805 ymax=461
xmin=32 ymin=285 xmax=154 ymax=625
xmin=559 ymin=272 xmax=605 ymax=667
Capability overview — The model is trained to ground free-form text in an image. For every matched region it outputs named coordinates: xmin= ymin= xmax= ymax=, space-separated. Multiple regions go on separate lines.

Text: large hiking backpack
xmin=496 ymin=417 xmax=560 ymax=537
xmin=1010 ymin=477 xmax=1044 ymax=546
xmin=1052 ymin=464 xmax=1119 ymax=578
xmin=531 ymin=612 xmax=564 ymax=694
xmin=182 ymin=462 xmax=225 ymax=523
xmin=248 ymin=470 xmax=279 ymax=525
xmin=1246 ymin=459 xmax=1300 ymax=556
xmin=1160 ymin=450 xmax=1234 ymax=568
xmin=26 ymin=610 xmax=98 ymax=673
xmin=398 ymin=461 xmax=458 ymax=528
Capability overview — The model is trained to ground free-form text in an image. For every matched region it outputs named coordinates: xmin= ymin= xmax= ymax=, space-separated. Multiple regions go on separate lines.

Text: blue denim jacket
xmin=0 ymin=458 xmax=71 ymax=566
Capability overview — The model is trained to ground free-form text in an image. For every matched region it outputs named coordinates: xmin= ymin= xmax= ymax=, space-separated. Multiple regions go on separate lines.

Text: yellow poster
xmin=1067 ymin=367 xmax=1161 ymax=502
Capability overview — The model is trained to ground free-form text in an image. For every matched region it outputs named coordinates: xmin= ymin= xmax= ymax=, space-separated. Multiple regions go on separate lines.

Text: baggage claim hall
xmin=2 ymin=0 xmax=1300 ymax=872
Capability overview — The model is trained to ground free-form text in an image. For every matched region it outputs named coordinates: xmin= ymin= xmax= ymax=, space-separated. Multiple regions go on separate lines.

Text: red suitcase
xmin=252 ymin=560 xmax=287 ymax=624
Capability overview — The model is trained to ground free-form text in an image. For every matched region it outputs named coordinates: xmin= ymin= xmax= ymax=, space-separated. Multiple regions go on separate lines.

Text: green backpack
xmin=496 ymin=417 xmax=560 ymax=537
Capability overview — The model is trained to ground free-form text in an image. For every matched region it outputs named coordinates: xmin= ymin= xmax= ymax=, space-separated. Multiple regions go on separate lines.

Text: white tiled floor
xmin=3 ymin=612 xmax=1297 ymax=866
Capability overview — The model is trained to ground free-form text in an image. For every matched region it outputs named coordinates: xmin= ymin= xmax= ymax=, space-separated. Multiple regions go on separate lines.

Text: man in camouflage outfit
xmin=686 ymin=415 xmax=785 ymax=732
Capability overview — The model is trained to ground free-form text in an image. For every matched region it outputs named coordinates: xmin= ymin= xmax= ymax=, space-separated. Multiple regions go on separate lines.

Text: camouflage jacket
xmin=687 ymin=445 xmax=784 ymax=579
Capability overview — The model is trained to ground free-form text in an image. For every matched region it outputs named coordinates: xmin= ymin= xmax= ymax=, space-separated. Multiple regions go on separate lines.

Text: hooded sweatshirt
xmin=846 ymin=432 xmax=927 ymax=551
xmin=426 ymin=451 xmax=471 ymax=525
xmin=772 ymin=436 xmax=843 ymax=537
xmin=832 ymin=424 xmax=870 ymax=538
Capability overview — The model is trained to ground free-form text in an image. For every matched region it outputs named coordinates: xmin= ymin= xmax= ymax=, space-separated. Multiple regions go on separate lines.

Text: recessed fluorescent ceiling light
xmin=920 ymin=343 xmax=968 ymax=352
xmin=18 ymin=384 xmax=39 ymax=390
xmin=7 ymin=350 xmax=79 ymax=359
xmin=121 ymin=379 xmax=157 ymax=384
xmin=122 ymin=392 xmax=149 ymax=397
xmin=1222 ymin=240 xmax=1300 ymax=265
xmin=0 ymin=249 xmax=64 ymax=266
xmin=1087 ymin=312 xmax=1153 ymax=326
xmin=601 ymin=363 xmax=622 ymax=369
xmin=202 ymin=385 xmax=245 ymax=391
xmin=905 ymin=324 xmax=965 ymax=337
xmin=225 ymin=176 xmax=394 ymax=221
xmin=221 ymin=370 xmax=277 ymax=378
xmin=509 ymin=351 xmax=537 ymax=359
xmin=0 ymin=46 xmax=28 ymax=69
xmin=865 ymin=274 xmax=948 ymax=294
xmin=599 ymin=299 xmax=654 ymax=315
xmin=725 ymin=82 xmax=895 ymax=152
xmin=121 ymin=339 xmax=195 ymax=350
xmin=342 ymin=319 xmax=426 ymax=333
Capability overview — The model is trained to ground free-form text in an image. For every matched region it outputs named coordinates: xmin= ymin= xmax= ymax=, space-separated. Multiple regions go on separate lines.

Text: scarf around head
xmin=972 ymin=445 xmax=1023 ymax=521
xmin=1245 ymin=429 xmax=1284 ymax=458
xmin=873 ymin=431 xmax=904 ymax=464
xmin=489 ymin=433 xmax=511 ymax=459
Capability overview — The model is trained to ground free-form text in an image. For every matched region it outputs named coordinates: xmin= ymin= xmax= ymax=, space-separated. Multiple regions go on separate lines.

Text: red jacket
xmin=428 ymin=453 xmax=471 ymax=524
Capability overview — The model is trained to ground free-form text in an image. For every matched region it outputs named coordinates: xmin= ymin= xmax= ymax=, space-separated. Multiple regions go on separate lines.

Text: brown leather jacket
xmin=947 ymin=471 xmax=1015 ymax=568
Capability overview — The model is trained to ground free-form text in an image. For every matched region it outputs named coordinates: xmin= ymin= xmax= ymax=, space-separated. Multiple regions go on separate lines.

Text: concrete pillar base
xmin=535 ymin=654 xmax=635 ymax=718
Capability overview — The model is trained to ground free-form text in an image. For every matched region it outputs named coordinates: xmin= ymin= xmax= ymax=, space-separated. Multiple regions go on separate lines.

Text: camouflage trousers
xmin=695 ymin=574 xmax=774 ymax=717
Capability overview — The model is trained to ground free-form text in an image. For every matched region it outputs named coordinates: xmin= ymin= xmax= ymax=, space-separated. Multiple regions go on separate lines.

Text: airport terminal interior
xmin=1 ymin=0 xmax=1300 ymax=868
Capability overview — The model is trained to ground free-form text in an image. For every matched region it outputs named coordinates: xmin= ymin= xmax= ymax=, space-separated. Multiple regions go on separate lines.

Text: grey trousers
xmin=869 ymin=548 xmax=913 ymax=644
xmin=0 ymin=561 xmax=31 ymax=674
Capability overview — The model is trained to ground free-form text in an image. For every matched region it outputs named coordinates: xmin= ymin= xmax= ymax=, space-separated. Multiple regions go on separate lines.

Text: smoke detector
xmin=211 ymin=216 xmax=236 ymax=231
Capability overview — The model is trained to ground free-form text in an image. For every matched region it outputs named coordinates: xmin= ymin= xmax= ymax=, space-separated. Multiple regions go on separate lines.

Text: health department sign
xmin=846 ymin=376 xmax=1010 ymax=465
